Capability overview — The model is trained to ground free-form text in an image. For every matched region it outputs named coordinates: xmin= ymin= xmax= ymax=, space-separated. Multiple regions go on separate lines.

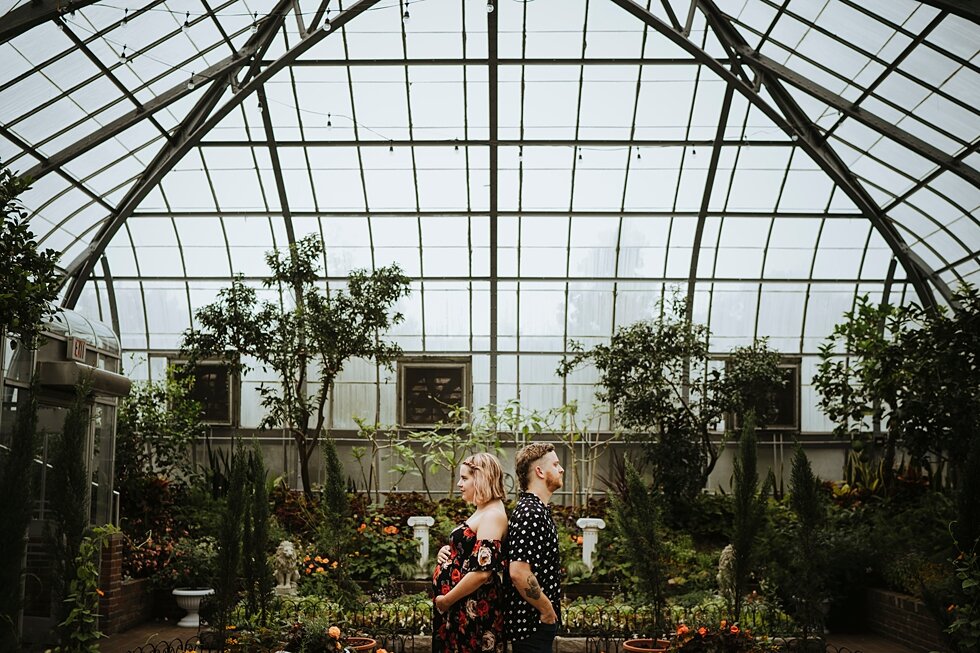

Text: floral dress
xmin=432 ymin=523 xmax=506 ymax=653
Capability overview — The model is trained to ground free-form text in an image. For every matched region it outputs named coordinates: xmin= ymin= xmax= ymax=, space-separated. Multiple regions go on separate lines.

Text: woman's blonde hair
xmin=461 ymin=452 xmax=506 ymax=505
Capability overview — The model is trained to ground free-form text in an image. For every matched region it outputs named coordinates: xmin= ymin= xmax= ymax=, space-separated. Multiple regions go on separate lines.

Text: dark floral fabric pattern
xmin=433 ymin=523 xmax=506 ymax=653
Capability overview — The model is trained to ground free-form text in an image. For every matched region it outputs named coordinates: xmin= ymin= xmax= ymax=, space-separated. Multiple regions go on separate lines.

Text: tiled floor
xmin=101 ymin=621 xmax=197 ymax=653
xmin=825 ymin=633 xmax=921 ymax=653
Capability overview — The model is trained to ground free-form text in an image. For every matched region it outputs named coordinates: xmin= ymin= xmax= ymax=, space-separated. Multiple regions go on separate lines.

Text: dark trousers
xmin=510 ymin=623 xmax=558 ymax=653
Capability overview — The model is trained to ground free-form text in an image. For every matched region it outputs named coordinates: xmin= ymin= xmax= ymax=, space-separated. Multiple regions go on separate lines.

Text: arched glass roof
xmin=2 ymin=0 xmax=978 ymax=426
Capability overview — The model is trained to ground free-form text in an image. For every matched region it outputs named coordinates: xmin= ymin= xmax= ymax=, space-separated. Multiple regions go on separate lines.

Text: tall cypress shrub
xmin=610 ymin=459 xmax=668 ymax=623
xmin=788 ymin=446 xmax=826 ymax=640
xmin=213 ymin=445 xmax=248 ymax=630
xmin=730 ymin=414 xmax=769 ymax=623
xmin=243 ymin=446 xmax=273 ymax=623
xmin=50 ymin=378 xmax=93 ymax=640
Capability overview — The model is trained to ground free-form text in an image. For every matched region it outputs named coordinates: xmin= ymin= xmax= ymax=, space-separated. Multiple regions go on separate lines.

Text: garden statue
xmin=274 ymin=539 xmax=301 ymax=595
xmin=717 ymin=543 xmax=736 ymax=606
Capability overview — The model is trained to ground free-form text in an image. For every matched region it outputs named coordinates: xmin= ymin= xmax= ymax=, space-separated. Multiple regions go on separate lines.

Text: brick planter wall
xmin=99 ymin=533 xmax=154 ymax=634
xmin=865 ymin=588 xmax=950 ymax=652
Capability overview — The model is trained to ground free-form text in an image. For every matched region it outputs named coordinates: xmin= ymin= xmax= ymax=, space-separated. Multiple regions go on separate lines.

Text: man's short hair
xmin=514 ymin=443 xmax=556 ymax=492
xmin=462 ymin=452 xmax=506 ymax=505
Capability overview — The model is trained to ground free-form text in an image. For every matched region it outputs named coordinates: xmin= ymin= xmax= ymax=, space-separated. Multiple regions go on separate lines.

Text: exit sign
xmin=67 ymin=337 xmax=87 ymax=362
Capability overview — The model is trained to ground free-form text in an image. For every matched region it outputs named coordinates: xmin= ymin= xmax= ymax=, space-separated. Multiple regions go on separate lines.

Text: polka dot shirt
xmin=504 ymin=492 xmax=562 ymax=640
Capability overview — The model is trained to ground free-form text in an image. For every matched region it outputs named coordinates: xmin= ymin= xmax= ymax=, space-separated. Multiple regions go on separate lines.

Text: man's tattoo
xmin=525 ymin=573 xmax=542 ymax=600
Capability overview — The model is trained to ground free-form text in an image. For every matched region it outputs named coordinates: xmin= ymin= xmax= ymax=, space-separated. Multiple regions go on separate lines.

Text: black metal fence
xmin=122 ymin=597 xmax=856 ymax=653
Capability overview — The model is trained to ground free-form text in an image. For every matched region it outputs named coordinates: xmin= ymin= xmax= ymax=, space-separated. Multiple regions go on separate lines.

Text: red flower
xmin=441 ymin=582 xmax=451 ymax=595
xmin=451 ymin=569 xmax=462 ymax=584
xmin=476 ymin=599 xmax=489 ymax=617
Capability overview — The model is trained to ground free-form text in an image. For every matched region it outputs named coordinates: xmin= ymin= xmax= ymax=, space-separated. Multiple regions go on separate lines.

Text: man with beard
xmin=504 ymin=443 xmax=565 ymax=653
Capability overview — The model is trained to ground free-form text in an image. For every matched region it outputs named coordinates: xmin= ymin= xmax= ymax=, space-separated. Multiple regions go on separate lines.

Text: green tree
xmin=814 ymin=286 xmax=979 ymax=543
xmin=182 ymin=234 xmax=410 ymax=496
xmin=1 ymin=167 xmax=60 ymax=346
xmin=559 ymin=295 xmax=783 ymax=513
xmin=0 ymin=165 xmax=60 ymax=649
xmin=116 ymin=368 xmax=204 ymax=483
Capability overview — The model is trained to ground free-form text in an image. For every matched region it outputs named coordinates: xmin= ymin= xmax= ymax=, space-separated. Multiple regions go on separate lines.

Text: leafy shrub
xmin=346 ymin=506 xmax=419 ymax=585
xmin=380 ymin=491 xmax=436 ymax=527
xmin=153 ymin=537 xmax=218 ymax=588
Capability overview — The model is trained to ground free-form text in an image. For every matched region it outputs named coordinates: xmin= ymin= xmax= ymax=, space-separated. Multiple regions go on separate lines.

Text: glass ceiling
xmin=1 ymin=0 xmax=978 ymax=428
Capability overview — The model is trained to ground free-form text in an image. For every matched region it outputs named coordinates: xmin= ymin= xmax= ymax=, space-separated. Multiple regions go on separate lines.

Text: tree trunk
xmin=298 ymin=439 xmax=315 ymax=498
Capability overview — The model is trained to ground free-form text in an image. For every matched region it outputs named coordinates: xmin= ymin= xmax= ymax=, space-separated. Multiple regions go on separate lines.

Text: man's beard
xmin=545 ymin=473 xmax=563 ymax=493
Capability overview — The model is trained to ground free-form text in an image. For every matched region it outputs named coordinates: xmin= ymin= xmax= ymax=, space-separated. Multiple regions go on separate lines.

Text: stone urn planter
xmin=172 ymin=587 xmax=214 ymax=627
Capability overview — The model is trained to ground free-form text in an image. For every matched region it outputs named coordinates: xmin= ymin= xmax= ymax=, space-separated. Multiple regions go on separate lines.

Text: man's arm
xmin=509 ymin=560 xmax=558 ymax=624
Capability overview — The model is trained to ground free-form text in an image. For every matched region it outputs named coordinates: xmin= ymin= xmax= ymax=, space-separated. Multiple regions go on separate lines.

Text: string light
xmin=403 ymin=2 xmax=410 ymax=24
xmin=389 ymin=142 xmax=394 ymax=154
xmin=122 ymin=8 xmax=129 ymax=26
xmin=251 ymin=12 xmax=259 ymax=33
xmin=691 ymin=147 xmax=697 ymax=156
xmin=636 ymin=148 xmax=641 ymax=160
xmin=182 ymin=11 xmax=190 ymax=33
xmin=118 ymin=44 xmax=128 ymax=63
xmin=487 ymin=2 xmax=494 ymax=13
xmin=187 ymin=72 xmax=195 ymax=90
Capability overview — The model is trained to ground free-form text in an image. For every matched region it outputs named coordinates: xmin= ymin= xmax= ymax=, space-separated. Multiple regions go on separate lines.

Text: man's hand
xmin=538 ymin=606 xmax=558 ymax=624
xmin=434 ymin=594 xmax=451 ymax=614
xmin=436 ymin=545 xmax=451 ymax=564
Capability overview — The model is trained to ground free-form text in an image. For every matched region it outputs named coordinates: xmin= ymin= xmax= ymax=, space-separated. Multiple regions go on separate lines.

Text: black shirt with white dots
xmin=504 ymin=491 xmax=562 ymax=640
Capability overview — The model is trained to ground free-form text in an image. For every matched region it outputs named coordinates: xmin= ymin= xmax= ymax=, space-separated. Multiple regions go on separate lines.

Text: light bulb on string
xmin=118 ymin=45 xmax=128 ymax=63
xmin=636 ymin=148 xmax=641 ymax=160
xmin=187 ymin=73 xmax=195 ymax=90
xmin=182 ymin=12 xmax=190 ymax=33
xmin=403 ymin=3 xmax=410 ymax=24
xmin=327 ymin=114 xmax=332 ymax=128
xmin=122 ymin=8 xmax=128 ymax=27
xmin=691 ymin=147 xmax=697 ymax=156
xmin=251 ymin=12 xmax=259 ymax=33
xmin=486 ymin=2 xmax=494 ymax=13
xmin=389 ymin=142 xmax=395 ymax=154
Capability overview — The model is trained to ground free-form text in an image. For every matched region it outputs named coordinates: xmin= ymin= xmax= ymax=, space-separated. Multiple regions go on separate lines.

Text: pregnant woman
xmin=432 ymin=452 xmax=508 ymax=653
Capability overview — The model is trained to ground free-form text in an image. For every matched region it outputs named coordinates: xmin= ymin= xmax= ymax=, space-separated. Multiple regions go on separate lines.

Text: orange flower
xmin=378 ymin=649 xmax=389 ymax=653
xmin=698 ymin=627 xmax=707 ymax=636
xmin=96 ymin=589 xmax=105 ymax=597
xmin=304 ymin=555 xmax=311 ymax=562
xmin=948 ymin=604 xmax=957 ymax=613
xmin=720 ymin=619 xmax=727 ymax=629
xmin=677 ymin=624 xmax=690 ymax=635
xmin=730 ymin=625 xmax=739 ymax=634
xmin=575 ymin=535 xmax=584 ymax=545
xmin=328 ymin=626 xmax=341 ymax=639
xmin=331 ymin=560 xmax=338 ymax=568
xmin=358 ymin=523 xmax=367 ymax=533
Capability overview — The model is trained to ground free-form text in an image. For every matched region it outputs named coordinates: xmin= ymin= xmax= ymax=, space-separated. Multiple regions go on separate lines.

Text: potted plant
xmin=156 ymin=536 xmax=217 ymax=627
xmin=282 ymin=620 xmax=377 ymax=653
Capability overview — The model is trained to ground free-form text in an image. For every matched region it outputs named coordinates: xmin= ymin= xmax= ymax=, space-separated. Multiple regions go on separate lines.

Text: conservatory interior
xmin=1 ymin=0 xmax=978 ymax=652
